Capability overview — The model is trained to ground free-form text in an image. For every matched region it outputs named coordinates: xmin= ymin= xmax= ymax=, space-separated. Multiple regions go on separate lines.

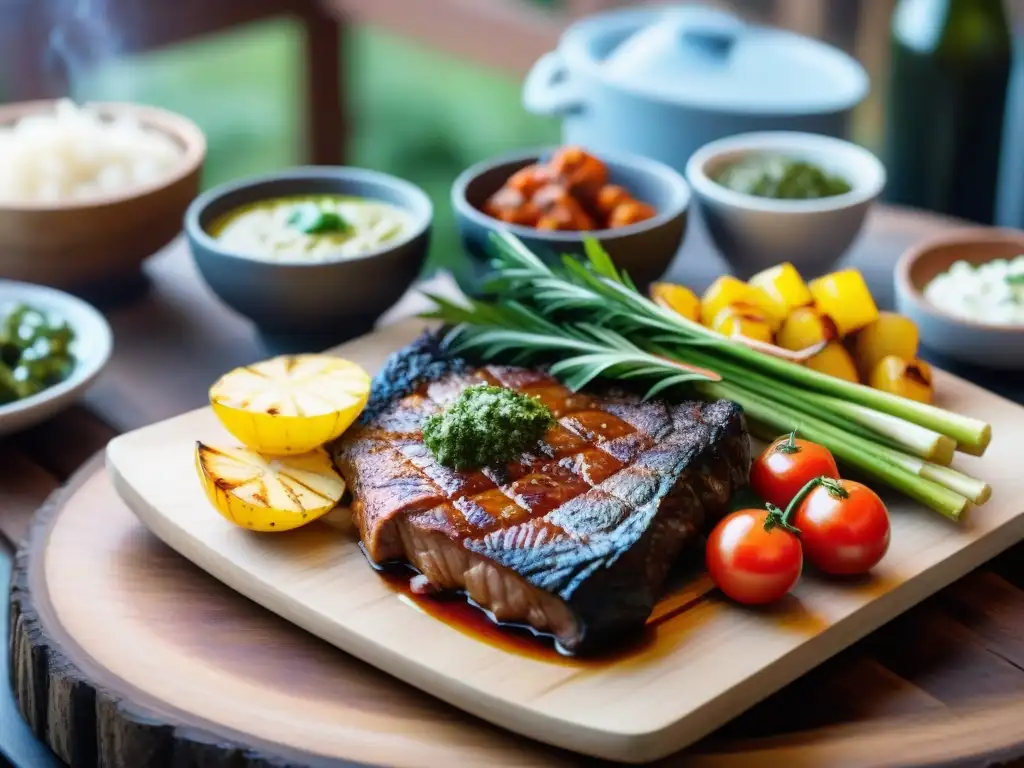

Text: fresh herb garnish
xmin=286 ymin=203 xmax=352 ymax=235
xmin=422 ymin=385 xmax=554 ymax=470
xmin=421 ymin=231 xmax=991 ymax=521
xmin=1006 ymin=273 xmax=1024 ymax=286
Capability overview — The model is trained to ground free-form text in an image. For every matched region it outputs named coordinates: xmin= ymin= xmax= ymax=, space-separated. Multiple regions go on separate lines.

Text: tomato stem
xmin=775 ymin=430 xmax=801 ymax=455
xmin=763 ymin=503 xmax=801 ymax=536
xmin=770 ymin=474 xmax=841 ymax=533
xmin=819 ymin=476 xmax=849 ymax=500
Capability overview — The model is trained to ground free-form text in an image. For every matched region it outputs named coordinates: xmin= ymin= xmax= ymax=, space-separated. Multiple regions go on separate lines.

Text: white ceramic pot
xmin=522 ymin=5 xmax=868 ymax=176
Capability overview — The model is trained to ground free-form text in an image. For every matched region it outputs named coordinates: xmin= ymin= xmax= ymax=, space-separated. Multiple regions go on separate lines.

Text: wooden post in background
xmin=303 ymin=1 xmax=345 ymax=165
xmin=775 ymin=0 xmax=826 ymax=38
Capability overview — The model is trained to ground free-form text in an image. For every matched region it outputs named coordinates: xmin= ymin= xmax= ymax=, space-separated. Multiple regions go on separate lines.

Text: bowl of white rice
xmin=0 ymin=99 xmax=205 ymax=292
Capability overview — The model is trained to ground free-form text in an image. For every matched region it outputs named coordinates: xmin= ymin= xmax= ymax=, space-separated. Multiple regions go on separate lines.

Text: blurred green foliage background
xmin=73 ymin=20 xmax=561 ymax=275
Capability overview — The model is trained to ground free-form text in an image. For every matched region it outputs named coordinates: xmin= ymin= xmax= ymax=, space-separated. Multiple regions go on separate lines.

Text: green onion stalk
xmin=423 ymin=231 xmax=993 ymax=520
xmin=698 ymin=380 xmax=983 ymax=522
xmin=665 ymin=344 xmax=957 ymax=465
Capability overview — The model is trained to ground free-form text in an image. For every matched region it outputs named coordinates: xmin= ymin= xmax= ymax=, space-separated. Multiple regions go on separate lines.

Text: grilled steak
xmin=332 ymin=334 xmax=750 ymax=654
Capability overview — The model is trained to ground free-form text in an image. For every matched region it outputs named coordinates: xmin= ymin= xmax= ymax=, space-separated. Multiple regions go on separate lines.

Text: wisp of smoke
xmin=47 ymin=0 xmax=137 ymax=99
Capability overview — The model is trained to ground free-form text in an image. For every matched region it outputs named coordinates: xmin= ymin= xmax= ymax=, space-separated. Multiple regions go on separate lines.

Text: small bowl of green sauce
xmin=685 ymin=132 xmax=885 ymax=279
xmin=0 ymin=280 xmax=112 ymax=437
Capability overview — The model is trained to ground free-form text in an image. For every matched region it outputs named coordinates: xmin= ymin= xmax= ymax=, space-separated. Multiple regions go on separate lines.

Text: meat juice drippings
xmin=367 ymin=550 xmax=713 ymax=664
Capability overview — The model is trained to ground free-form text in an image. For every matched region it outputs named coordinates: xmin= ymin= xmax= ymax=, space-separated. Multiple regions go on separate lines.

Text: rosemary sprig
xmin=481 ymin=232 xmax=717 ymax=341
xmin=422 ymin=293 xmax=719 ymax=398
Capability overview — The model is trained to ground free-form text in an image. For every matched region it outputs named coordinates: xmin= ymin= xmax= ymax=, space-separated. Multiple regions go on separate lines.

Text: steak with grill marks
xmin=331 ymin=334 xmax=750 ymax=654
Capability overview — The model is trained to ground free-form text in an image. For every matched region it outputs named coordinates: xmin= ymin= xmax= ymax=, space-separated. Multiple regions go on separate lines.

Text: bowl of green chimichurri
xmin=685 ymin=132 xmax=886 ymax=279
xmin=711 ymin=155 xmax=852 ymax=200
xmin=0 ymin=280 xmax=112 ymax=437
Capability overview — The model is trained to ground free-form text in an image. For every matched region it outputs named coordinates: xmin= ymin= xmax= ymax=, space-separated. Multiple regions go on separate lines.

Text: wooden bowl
xmin=0 ymin=100 xmax=206 ymax=293
xmin=895 ymin=227 xmax=1024 ymax=370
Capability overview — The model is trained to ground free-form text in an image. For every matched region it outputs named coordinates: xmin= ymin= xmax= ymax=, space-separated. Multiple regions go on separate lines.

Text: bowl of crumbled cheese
xmin=0 ymin=99 xmax=205 ymax=292
xmin=896 ymin=227 xmax=1024 ymax=370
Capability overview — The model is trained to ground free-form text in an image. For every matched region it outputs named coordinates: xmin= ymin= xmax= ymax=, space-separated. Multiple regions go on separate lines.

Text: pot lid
xmin=561 ymin=5 xmax=868 ymax=114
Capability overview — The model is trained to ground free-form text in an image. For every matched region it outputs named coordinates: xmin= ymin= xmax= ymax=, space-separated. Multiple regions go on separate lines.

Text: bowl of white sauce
xmin=185 ymin=167 xmax=432 ymax=348
xmin=895 ymin=228 xmax=1024 ymax=369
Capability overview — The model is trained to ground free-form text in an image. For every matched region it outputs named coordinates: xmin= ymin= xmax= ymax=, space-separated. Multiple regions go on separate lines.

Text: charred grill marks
xmin=332 ymin=335 xmax=750 ymax=654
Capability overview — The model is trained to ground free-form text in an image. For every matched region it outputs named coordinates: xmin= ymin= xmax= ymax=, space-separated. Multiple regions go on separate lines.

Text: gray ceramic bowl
xmin=185 ymin=167 xmax=432 ymax=347
xmin=895 ymin=228 xmax=1024 ymax=370
xmin=451 ymin=147 xmax=689 ymax=294
xmin=686 ymin=131 xmax=885 ymax=280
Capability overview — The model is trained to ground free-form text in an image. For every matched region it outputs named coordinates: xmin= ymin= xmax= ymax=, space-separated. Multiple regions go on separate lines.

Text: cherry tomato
xmin=750 ymin=433 xmax=839 ymax=509
xmin=792 ymin=478 xmax=891 ymax=575
xmin=706 ymin=508 xmax=803 ymax=605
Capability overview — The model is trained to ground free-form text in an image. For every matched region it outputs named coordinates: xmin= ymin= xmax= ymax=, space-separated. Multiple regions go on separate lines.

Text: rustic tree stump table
xmin=4 ymin=207 xmax=1024 ymax=768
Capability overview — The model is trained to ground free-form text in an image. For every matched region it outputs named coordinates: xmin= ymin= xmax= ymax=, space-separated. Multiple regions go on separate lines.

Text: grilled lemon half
xmin=195 ymin=442 xmax=345 ymax=532
xmin=209 ymin=354 xmax=370 ymax=455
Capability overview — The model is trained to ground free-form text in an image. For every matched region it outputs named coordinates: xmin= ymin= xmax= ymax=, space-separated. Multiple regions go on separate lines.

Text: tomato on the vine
xmin=750 ymin=432 xmax=839 ymax=509
xmin=792 ymin=478 xmax=890 ymax=575
xmin=706 ymin=508 xmax=803 ymax=605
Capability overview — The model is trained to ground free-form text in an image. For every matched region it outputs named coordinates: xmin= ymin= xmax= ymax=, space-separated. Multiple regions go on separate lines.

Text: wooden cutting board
xmin=106 ymin=318 xmax=1024 ymax=764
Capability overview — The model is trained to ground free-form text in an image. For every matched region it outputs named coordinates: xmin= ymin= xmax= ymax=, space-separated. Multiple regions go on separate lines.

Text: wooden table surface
xmin=0 ymin=206 xmax=1019 ymax=768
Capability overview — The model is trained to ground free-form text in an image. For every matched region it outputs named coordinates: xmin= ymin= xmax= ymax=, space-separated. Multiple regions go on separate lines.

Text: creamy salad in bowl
xmin=923 ymin=256 xmax=1024 ymax=326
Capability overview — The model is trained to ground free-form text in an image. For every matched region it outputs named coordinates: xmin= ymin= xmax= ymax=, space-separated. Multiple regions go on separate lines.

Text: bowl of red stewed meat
xmin=451 ymin=146 xmax=690 ymax=295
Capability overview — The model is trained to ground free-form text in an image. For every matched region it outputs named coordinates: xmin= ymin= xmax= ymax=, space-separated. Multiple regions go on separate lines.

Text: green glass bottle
xmin=883 ymin=0 xmax=1013 ymax=224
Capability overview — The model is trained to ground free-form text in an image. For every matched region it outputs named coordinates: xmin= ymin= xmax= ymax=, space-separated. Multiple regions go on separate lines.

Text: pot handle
xmin=523 ymin=51 xmax=584 ymax=116
xmin=678 ymin=12 xmax=743 ymax=61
